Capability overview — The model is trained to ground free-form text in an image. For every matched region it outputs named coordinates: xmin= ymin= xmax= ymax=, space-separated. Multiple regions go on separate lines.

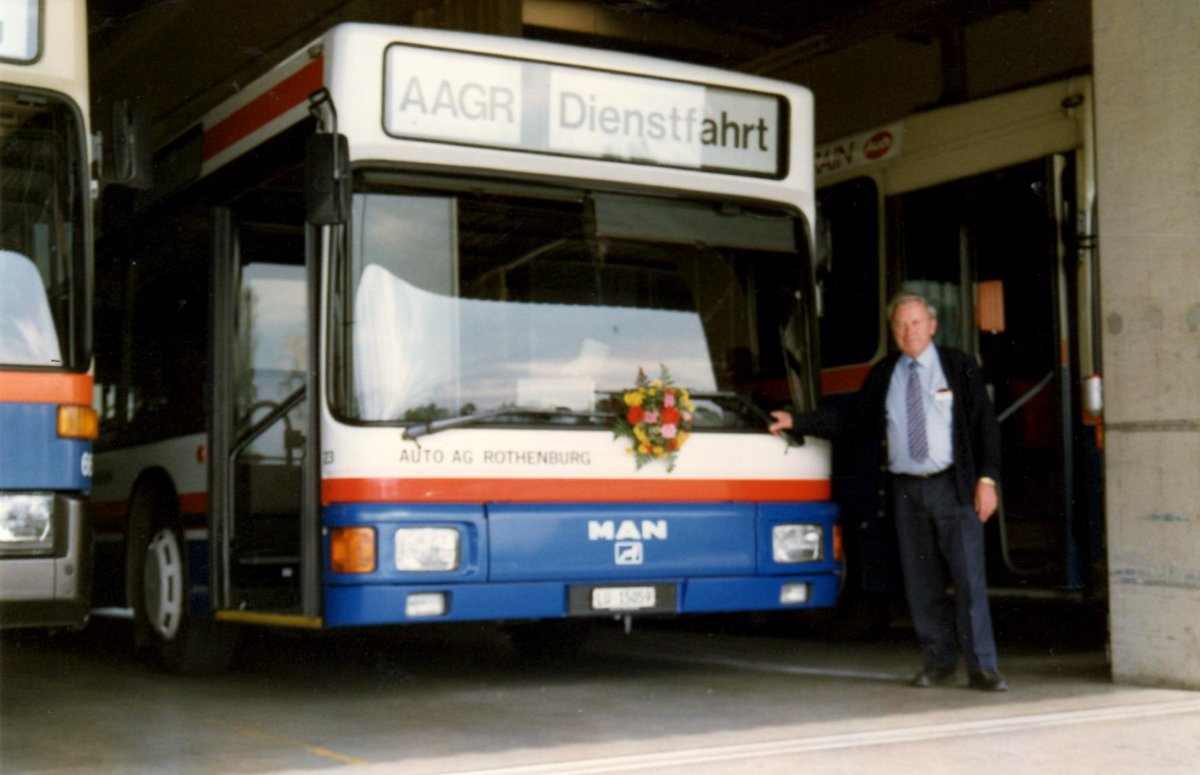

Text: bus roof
xmin=193 ymin=23 xmax=814 ymax=215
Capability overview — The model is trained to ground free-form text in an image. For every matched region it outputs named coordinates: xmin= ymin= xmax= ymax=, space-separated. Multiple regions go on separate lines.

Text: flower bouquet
xmin=612 ymin=366 xmax=695 ymax=472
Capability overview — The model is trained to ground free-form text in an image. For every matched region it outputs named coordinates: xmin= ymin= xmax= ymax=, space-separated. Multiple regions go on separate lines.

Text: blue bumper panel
xmin=488 ymin=502 xmax=757 ymax=581
xmin=323 ymin=573 xmax=841 ymax=628
xmin=0 ymin=403 xmax=91 ymax=491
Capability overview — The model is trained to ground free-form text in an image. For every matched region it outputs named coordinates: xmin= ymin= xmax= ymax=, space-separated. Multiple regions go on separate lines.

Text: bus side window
xmin=102 ymin=206 xmax=212 ymax=444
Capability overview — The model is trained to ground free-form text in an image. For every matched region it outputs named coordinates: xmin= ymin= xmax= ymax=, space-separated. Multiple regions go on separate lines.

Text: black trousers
xmin=891 ymin=471 xmax=998 ymax=673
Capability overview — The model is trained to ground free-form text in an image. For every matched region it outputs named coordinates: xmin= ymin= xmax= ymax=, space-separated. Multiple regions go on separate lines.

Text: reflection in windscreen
xmin=353 ymin=262 xmax=715 ymax=420
xmin=0 ymin=250 xmax=63 ymax=366
xmin=336 ymin=187 xmax=814 ymax=427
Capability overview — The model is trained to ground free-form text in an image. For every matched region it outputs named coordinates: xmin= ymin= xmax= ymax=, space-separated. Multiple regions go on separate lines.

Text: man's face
xmin=891 ymin=301 xmax=938 ymax=360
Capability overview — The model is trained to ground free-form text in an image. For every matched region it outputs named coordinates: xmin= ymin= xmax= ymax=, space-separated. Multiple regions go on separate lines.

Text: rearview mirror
xmin=305 ymin=132 xmax=350 ymax=225
xmin=103 ymin=99 xmax=152 ymax=190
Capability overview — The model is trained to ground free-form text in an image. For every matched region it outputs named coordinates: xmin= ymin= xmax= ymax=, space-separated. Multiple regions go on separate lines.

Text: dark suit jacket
xmin=792 ymin=345 xmax=1002 ymax=507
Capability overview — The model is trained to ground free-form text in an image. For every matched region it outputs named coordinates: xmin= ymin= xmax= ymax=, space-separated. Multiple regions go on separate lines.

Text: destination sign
xmin=383 ymin=44 xmax=786 ymax=177
xmin=0 ymin=0 xmax=40 ymax=62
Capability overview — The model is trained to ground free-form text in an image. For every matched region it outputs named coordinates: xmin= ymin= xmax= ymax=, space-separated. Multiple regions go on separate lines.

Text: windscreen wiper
xmin=402 ymin=405 xmax=614 ymax=441
xmin=689 ymin=390 xmax=803 ymax=446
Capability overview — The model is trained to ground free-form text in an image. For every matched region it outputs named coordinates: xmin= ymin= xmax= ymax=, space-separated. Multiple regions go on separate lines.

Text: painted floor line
xmin=595 ymin=640 xmax=906 ymax=682
xmin=446 ymin=697 xmax=1200 ymax=774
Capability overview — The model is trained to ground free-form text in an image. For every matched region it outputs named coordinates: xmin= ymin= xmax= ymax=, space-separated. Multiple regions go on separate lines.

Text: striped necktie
xmin=906 ymin=360 xmax=928 ymax=461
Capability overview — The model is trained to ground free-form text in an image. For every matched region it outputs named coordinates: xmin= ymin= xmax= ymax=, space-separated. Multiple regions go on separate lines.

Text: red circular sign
xmin=863 ymin=131 xmax=893 ymax=160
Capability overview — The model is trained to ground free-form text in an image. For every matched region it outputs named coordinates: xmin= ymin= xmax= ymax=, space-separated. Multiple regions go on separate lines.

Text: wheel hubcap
xmin=144 ymin=528 xmax=184 ymax=640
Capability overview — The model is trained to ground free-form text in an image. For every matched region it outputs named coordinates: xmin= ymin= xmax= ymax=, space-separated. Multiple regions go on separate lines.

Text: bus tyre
xmin=139 ymin=524 xmax=238 ymax=674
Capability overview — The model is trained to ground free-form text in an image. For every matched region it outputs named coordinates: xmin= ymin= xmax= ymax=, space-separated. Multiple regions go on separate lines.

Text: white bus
xmin=0 ymin=0 xmax=97 ymax=628
xmin=814 ymin=76 xmax=1103 ymax=622
xmin=91 ymin=23 xmax=839 ymax=672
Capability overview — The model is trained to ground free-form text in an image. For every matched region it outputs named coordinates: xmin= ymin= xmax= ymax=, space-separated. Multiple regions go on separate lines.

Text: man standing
xmin=769 ymin=293 xmax=1008 ymax=691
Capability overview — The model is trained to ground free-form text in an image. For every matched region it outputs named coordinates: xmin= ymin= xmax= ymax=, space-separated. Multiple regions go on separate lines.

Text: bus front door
xmin=212 ymin=212 xmax=315 ymax=619
xmin=886 ymin=156 xmax=1086 ymax=591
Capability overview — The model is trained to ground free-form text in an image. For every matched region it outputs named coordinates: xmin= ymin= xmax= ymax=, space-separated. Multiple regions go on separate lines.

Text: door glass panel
xmin=236 ymin=262 xmax=307 ymax=437
xmin=231 ymin=228 xmax=307 ymax=609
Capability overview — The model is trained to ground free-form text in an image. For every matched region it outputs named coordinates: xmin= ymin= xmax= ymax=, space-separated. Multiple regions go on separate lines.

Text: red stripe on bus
xmin=322 ymin=477 xmax=831 ymax=505
xmin=0 ymin=371 xmax=92 ymax=404
xmin=92 ymin=500 xmax=127 ymax=524
xmin=179 ymin=492 xmax=209 ymax=515
xmin=202 ymin=57 xmax=324 ymax=162
xmin=820 ymin=364 xmax=872 ymax=396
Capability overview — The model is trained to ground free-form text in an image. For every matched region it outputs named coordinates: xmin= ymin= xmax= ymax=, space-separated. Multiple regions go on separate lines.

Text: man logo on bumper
xmin=587 ymin=519 xmax=667 ymax=541
xmin=615 ymin=541 xmax=644 ymax=565
xmin=588 ymin=520 xmax=665 ymax=566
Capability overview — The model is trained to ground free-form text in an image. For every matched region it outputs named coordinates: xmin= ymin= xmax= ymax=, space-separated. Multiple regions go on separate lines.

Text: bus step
xmin=234 ymin=554 xmax=300 ymax=566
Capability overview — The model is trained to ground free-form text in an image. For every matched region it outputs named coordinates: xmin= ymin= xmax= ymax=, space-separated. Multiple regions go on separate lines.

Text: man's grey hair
xmin=887 ymin=292 xmax=938 ymax=321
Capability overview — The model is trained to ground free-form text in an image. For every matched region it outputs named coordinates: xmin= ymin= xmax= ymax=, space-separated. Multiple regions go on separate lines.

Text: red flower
xmin=661 ymin=407 xmax=681 ymax=425
xmin=667 ymin=439 xmax=680 ymax=450
xmin=627 ymin=406 xmax=645 ymax=424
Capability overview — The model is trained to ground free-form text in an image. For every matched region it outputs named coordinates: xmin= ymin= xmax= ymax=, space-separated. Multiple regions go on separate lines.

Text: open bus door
xmin=209 ymin=131 xmax=345 ymax=627
xmin=210 ymin=208 xmax=321 ymax=627
xmin=886 ymin=154 xmax=1096 ymax=593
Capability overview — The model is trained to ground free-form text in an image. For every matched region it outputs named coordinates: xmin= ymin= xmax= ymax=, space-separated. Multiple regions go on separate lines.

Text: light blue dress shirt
xmin=886 ymin=344 xmax=954 ymax=475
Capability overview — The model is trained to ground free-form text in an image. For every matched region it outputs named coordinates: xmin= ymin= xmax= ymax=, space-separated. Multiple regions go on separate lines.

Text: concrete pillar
xmin=1093 ymin=0 xmax=1200 ymax=689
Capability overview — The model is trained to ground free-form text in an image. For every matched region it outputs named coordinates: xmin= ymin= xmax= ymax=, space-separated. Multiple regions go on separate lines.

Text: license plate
xmin=591 ymin=586 xmax=656 ymax=611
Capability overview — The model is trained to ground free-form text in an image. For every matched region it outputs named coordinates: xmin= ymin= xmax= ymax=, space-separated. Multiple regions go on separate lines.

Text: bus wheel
xmin=139 ymin=525 xmax=238 ymax=674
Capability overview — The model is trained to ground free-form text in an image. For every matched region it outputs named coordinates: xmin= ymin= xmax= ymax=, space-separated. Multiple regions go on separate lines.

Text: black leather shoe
xmin=968 ymin=670 xmax=1010 ymax=692
xmin=910 ymin=666 xmax=957 ymax=687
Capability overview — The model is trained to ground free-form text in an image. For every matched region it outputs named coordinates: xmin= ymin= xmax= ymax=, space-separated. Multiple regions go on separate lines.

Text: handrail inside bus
xmin=996 ymin=370 xmax=1055 ymax=424
xmin=231 ymin=385 xmax=306 ymax=460
xmin=992 ymin=369 xmax=1056 ymax=578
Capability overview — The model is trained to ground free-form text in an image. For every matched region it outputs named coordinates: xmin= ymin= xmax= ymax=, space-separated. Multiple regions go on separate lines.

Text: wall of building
xmin=1093 ymin=0 xmax=1200 ymax=689
xmin=784 ymin=0 xmax=1091 ymax=142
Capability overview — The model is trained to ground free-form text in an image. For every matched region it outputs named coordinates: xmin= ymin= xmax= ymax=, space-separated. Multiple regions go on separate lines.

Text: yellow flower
xmin=653 ymin=446 xmax=664 ymax=456
xmin=624 ymin=391 xmax=644 ymax=407
xmin=638 ymin=443 xmax=650 ymax=454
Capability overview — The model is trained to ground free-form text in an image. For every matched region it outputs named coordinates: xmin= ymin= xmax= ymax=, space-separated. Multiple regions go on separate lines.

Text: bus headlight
xmin=772 ymin=524 xmax=823 ymax=563
xmin=394 ymin=527 xmax=460 ymax=572
xmin=0 ymin=494 xmax=55 ymax=555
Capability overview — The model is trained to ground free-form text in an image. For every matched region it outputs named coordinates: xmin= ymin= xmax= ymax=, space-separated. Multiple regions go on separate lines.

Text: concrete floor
xmin=2 ymin=602 xmax=1198 ymax=773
